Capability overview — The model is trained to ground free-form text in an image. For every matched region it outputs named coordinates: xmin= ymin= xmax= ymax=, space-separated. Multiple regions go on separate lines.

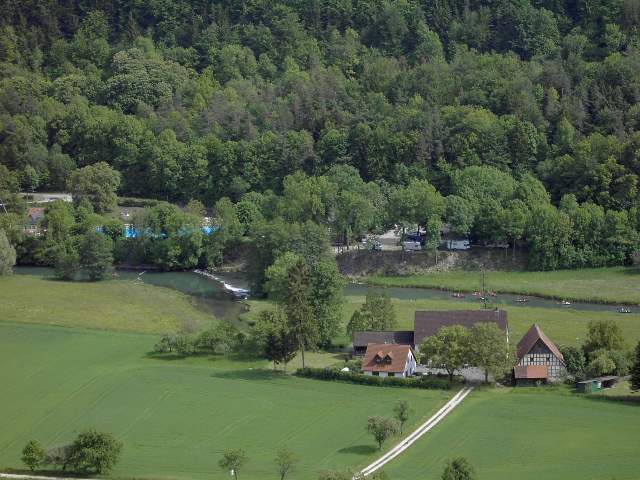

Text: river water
xmin=15 ymin=267 xmax=635 ymax=322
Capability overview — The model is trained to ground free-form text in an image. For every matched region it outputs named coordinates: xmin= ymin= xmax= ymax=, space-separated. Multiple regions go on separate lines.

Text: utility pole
xmin=481 ymin=268 xmax=488 ymax=310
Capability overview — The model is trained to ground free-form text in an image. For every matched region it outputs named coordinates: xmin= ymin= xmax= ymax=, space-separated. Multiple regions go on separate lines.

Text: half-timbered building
xmin=515 ymin=324 xmax=565 ymax=383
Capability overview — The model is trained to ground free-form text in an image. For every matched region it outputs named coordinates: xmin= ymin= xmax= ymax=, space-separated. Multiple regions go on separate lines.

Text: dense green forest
xmin=1 ymin=0 xmax=640 ymax=276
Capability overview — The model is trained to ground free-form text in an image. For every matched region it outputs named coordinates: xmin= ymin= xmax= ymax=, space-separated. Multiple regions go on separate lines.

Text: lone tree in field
xmin=21 ymin=440 xmax=45 ymax=471
xmin=393 ymin=400 xmax=411 ymax=434
xmin=421 ymin=325 xmax=471 ymax=381
xmin=442 ymin=457 xmax=476 ymax=480
xmin=285 ymin=259 xmax=317 ymax=369
xmin=632 ymin=341 xmax=640 ymax=392
xmin=67 ymin=428 xmax=122 ymax=474
xmin=275 ymin=447 xmax=297 ymax=480
xmin=366 ymin=416 xmax=399 ymax=450
xmin=219 ymin=448 xmax=247 ymax=480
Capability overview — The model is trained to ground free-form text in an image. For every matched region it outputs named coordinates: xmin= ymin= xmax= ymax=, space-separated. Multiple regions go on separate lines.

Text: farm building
xmin=352 ymin=331 xmax=414 ymax=356
xmin=576 ymin=376 xmax=619 ymax=393
xmin=514 ymin=324 xmax=565 ymax=384
xmin=353 ymin=309 xmax=509 ymax=356
xmin=413 ymin=310 xmax=509 ymax=349
xmin=361 ymin=344 xmax=417 ymax=378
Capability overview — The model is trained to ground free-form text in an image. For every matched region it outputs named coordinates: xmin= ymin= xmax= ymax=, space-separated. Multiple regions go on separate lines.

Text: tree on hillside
xmin=631 ymin=341 xmax=640 ymax=392
xmin=285 ymin=259 xmax=317 ymax=369
xmin=393 ymin=400 xmax=411 ymax=434
xmin=275 ymin=448 xmax=297 ymax=480
xmin=366 ymin=416 xmax=399 ymax=450
xmin=421 ymin=325 xmax=471 ymax=381
xmin=21 ymin=440 xmax=45 ymax=471
xmin=347 ymin=290 xmax=396 ymax=335
xmin=442 ymin=457 xmax=476 ymax=480
xmin=583 ymin=320 xmax=625 ymax=357
xmin=0 ymin=228 xmax=17 ymax=275
xmin=68 ymin=162 xmax=121 ymax=214
xmin=469 ymin=323 xmax=513 ymax=383
xmin=67 ymin=429 xmax=122 ymax=474
xmin=219 ymin=449 xmax=247 ymax=480
xmin=79 ymin=231 xmax=113 ymax=280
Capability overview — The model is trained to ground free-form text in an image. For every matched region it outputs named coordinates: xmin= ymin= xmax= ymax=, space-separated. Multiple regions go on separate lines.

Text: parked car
xmin=445 ymin=239 xmax=471 ymax=250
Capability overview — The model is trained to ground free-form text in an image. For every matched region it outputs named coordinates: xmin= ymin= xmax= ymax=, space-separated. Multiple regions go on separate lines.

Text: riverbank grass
xmin=0 ymin=273 xmax=215 ymax=333
xmin=365 ymin=267 xmax=640 ymax=304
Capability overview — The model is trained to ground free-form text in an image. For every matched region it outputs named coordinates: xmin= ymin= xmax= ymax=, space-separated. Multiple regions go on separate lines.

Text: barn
xmin=514 ymin=324 xmax=566 ymax=384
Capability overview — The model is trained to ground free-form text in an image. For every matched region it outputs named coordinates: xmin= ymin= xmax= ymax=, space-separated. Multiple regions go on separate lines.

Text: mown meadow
xmin=365 ymin=267 xmax=640 ymax=305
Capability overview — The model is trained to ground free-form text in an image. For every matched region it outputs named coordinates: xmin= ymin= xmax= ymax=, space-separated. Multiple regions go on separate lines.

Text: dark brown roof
xmin=362 ymin=344 xmax=415 ymax=373
xmin=414 ymin=310 xmax=508 ymax=346
xmin=514 ymin=365 xmax=548 ymax=379
xmin=353 ymin=331 xmax=414 ymax=348
xmin=516 ymin=324 xmax=564 ymax=362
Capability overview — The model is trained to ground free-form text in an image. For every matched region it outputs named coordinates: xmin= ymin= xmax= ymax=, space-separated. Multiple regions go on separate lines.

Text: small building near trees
xmin=514 ymin=324 xmax=565 ymax=385
xmin=352 ymin=331 xmax=414 ymax=356
xmin=576 ymin=376 xmax=619 ymax=393
xmin=361 ymin=344 xmax=417 ymax=378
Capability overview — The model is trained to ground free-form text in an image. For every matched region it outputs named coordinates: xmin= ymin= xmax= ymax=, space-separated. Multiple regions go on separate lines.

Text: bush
xmin=67 ymin=428 xmax=122 ymax=474
xmin=21 ymin=440 xmax=45 ymax=471
xmin=295 ymin=367 xmax=456 ymax=390
xmin=117 ymin=197 xmax=163 ymax=208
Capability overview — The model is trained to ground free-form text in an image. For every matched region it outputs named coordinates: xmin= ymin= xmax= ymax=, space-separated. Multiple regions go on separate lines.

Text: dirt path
xmin=0 ymin=474 xmax=93 ymax=480
xmin=358 ymin=386 xmax=474 ymax=477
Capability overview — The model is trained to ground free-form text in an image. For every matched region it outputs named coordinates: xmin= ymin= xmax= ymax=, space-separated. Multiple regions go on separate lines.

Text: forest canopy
xmin=1 ymin=0 xmax=640 ymax=272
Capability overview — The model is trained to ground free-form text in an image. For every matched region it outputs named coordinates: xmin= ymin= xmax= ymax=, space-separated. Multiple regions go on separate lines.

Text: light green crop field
xmin=383 ymin=388 xmax=640 ymax=480
xmin=0 ymin=322 xmax=451 ymax=479
xmin=0 ymin=274 xmax=215 ymax=334
xmin=365 ymin=267 xmax=640 ymax=304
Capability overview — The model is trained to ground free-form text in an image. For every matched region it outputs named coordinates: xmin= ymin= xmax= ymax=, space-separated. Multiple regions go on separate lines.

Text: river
xmin=15 ymin=267 xmax=636 ymax=321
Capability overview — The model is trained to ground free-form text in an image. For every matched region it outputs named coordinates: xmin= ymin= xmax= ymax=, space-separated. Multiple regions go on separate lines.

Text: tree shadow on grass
xmin=144 ymin=351 xmax=213 ymax=361
xmin=210 ymin=369 xmax=289 ymax=381
xmin=621 ymin=267 xmax=640 ymax=276
xmin=337 ymin=445 xmax=378 ymax=455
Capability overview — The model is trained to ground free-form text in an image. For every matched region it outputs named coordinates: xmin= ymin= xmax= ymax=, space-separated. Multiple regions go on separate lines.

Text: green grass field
xmin=0 ymin=322 xmax=450 ymax=479
xmin=383 ymin=387 xmax=640 ymax=480
xmin=0 ymin=274 xmax=216 ymax=334
xmin=365 ymin=267 xmax=640 ymax=304
xmin=248 ymin=293 xmax=640 ymax=348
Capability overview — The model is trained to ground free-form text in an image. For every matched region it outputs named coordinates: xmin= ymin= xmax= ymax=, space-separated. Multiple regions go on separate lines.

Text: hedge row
xmin=117 ymin=197 xmax=164 ymax=208
xmin=295 ymin=367 xmax=457 ymax=390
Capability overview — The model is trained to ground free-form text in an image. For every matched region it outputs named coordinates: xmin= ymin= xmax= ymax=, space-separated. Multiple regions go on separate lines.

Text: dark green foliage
xmin=442 ymin=457 xmax=476 ymax=480
xmin=296 ymin=367 xmax=455 ymax=390
xmin=79 ymin=231 xmax=113 ymax=281
xmin=560 ymin=345 xmax=586 ymax=377
xmin=347 ymin=290 xmax=396 ymax=335
xmin=21 ymin=440 xmax=45 ymax=471
xmin=1 ymin=1 xmax=640 ymax=274
xmin=631 ymin=341 xmax=640 ymax=392
xmin=0 ymin=228 xmax=16 ymax=274
xmin=67 ymin=428 xmax=122 ymax=474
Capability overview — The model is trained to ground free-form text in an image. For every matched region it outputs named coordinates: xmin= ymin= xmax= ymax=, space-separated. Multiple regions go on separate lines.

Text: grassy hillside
xmin=383 ymin=387 xmax=640 ymax=480
xmin=365 ymin=267 xmax=640 ymax=305
xmin=0 ymin=274 xmax=216 ymax=334
xmin=0 ymin=323 xmax=449 ymax=479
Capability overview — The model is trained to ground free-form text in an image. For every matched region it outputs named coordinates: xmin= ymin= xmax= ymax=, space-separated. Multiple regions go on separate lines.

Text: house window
xmin=389 ymin=373 xmax=395 ymax=377
xmin=372 ymin=371 xmax=379 ymax=376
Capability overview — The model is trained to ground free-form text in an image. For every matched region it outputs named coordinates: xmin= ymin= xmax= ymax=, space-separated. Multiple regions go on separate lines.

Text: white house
xmin=361 ymin=344 xmax=417 ymax=378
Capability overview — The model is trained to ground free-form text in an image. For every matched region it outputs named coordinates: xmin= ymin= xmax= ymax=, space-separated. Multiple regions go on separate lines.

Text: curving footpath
xmin=358 ymin=386 xmax=474 ymax=478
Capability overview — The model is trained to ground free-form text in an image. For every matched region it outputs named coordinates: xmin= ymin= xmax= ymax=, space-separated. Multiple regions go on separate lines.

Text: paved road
xmin=357 ymin=386 xmax=474 ymax=478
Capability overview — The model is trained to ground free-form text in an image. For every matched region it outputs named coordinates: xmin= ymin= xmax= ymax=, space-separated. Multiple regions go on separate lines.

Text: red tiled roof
xmin=514 ymin=365 xmax=549 ymax=379
xmin=414 ymin=310 xmax=508 ymax=346
xmin=362 ymin=344 xmax=414 ymax=373
xmin=517 ymin=324 xmax=564 ymax=362
xmin=353 ymin=331 xmax=414 ymax=348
